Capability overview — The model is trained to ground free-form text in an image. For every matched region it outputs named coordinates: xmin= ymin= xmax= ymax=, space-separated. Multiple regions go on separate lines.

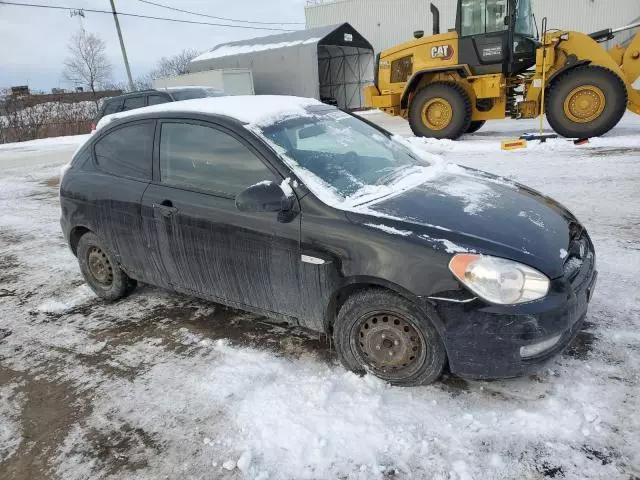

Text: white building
xmin=305 ymin=0 xmax=640 ymax=53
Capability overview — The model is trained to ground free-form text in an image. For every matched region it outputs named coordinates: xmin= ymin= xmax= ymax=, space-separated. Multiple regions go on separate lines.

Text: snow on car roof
xmin=95 ymin=95 xmax=323 ymax=130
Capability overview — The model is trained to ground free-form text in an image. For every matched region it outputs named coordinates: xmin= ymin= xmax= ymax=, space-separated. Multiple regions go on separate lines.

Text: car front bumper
xmin=427 ymin=255 xmax=597 ymax=380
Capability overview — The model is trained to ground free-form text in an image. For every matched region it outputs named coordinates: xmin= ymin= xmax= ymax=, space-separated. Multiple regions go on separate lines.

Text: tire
xmin=466 ymin=120 xmax=486 ymax=134
xmin=408 ymin=82 xmax=472 ymax=140
xmin=333 ymin=289 xmax=446 ymax=386
xmin=77 ymin=232 xmax=132 ymax=301
xmin=545 ymin=65 xmax=627 ymax=138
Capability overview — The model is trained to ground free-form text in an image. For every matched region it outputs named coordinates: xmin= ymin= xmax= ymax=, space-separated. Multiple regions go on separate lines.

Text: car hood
xmin=346 ymin=166 xmax=579 ymax=279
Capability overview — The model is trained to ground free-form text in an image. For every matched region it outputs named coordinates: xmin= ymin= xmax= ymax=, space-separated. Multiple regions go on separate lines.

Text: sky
xmin=0 ymin=0 xmax=307 ymax=91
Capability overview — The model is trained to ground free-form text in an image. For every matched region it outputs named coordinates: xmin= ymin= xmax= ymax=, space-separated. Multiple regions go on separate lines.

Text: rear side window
xmin=159 ymin=122 xmax=277 ymax=196
xmin=102 ymin=100 xmax=121 ymax=116
xmin=123 ymin=96 xmax=146 ymax=110
xmin=94 ymin=121 xmax=155 ymax=180
xmin=148 ymin=94 xmax=170 ymax=105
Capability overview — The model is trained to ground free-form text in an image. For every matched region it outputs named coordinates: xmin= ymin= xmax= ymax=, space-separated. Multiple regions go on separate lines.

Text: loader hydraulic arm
xmin=607 ymin=27 xmax=640 ymax=115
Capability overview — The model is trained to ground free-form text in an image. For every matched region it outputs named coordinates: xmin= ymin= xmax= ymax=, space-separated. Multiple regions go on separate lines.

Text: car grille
xmin=563 ymin=228 xmax=595 ymax=289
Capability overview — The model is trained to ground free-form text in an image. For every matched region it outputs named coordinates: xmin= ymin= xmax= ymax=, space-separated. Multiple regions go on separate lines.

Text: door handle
xmin=153 ymin=201 xmax=178 ymax=217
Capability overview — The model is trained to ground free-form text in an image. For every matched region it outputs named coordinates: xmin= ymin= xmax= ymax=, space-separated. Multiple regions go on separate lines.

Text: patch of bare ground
xmin=0 ymin=367 xmax=91 ymax=480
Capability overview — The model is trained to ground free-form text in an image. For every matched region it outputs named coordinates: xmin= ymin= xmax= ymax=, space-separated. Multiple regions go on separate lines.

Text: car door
xmin=141 ymin=119 xmax=302 ymax=317
xmin=90 ymin=120 xmax=169 ymax=286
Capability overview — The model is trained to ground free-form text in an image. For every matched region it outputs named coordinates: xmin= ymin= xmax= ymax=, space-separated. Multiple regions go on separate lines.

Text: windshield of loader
xmin=460 ymin=0 xmax=508 ymax=36
xmin=460 ymin=0 xmax=535 ymax=37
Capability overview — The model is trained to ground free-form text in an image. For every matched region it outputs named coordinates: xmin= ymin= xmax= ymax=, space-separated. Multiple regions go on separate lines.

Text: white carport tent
xmin=189 ymin=23 xmax=374 ymax=110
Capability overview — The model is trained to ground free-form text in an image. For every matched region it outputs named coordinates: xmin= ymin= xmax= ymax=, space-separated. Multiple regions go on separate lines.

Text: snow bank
xmin=354 ymin=109 xmax=384 ymax=117
xmin=0 ymin=133 xmax=90 ymax=152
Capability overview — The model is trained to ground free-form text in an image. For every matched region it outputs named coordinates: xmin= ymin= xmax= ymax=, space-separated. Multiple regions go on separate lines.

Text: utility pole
xmin=109 ymin=0 xmax=135 ymax=91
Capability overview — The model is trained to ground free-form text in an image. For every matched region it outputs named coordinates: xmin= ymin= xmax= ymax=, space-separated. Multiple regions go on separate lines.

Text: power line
xmin=135 ymin=0 xmax=304 ymax=26
xmin=0 ymin=1 xmax=299 ymax=31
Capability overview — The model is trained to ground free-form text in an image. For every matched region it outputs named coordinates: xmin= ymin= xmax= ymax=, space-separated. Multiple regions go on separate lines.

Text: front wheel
xmin=408 ymin=82 xmax=472 ymax=140
xmin=333 ymin=290 xmax=446 ymax=386
xmin=545 ymin=65 xmax=627 ymax=138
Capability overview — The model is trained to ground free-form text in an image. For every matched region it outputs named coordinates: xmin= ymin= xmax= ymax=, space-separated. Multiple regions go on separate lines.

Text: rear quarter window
xmin=122 ymin=96 xmax=146 ymax=110
xmin=94 ymin=121 xmax=155 ymax=180
xmin=102 ymin=100 xmax=122 ymax=116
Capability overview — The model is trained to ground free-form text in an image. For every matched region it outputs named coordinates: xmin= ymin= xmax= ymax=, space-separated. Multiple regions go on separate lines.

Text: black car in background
xmin=61 ymin=96 xmax=597 ymax=386
xmin=92 ymin=87 xmax=224 ymax=128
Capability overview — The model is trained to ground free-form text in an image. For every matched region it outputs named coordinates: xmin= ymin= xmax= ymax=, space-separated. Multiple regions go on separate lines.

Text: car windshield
xmin=170 ymin=88 xmax=225 ymax=101
xmin=258 ymin=109 xmax=432 ymax=204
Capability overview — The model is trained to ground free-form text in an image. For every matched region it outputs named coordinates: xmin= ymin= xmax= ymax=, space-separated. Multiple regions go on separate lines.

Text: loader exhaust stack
xmin=430 ymin=3 xmax=440 ymax=35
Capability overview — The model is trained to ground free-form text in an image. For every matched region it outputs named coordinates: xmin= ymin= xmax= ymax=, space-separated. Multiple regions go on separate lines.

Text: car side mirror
xmin=235 ymin=181 xmax=293 ymax=213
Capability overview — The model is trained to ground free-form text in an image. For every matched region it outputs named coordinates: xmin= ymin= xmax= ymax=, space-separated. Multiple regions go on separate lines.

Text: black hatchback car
xmin=60 ymin=96 xmax=597 ymax=386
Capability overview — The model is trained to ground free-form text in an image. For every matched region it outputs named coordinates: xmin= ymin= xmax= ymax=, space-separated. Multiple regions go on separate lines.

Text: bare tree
xmin=151 ymin=49 xmax=199 ymax=79
xmin=105 ymin=74 xmax=152 ymax=93
xmin=62 ymin=29 xmax=113 ymax=100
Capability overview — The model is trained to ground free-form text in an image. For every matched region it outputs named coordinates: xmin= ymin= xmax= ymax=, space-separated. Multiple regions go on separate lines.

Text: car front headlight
xmin=449 ymin=254 xmax=550 ymax=305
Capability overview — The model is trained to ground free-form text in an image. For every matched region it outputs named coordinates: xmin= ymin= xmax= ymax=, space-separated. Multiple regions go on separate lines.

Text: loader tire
xmin=408 ymin=83 xmax=472 ymax=140
xmin=466 ymin=120 xmax=486 ymax=134
xmin=546 ymin=65 xmax=627 ymax=138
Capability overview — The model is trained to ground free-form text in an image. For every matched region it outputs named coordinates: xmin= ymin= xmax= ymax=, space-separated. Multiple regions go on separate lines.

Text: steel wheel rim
xmin=87 ymin=246 xmax=113 ymax=286
xmin=421 ymin=97 xmax=453 ymax=130
xmin=563 ymin=85 xmax=606 ymax=123
xmin=351 ymin=311 xmax=426 ymax=380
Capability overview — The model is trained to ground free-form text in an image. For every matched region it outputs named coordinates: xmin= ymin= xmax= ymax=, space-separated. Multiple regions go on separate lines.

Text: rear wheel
xmin=77 ymin=232 xmax=133 ymax=301
xmin=466 ymin=120 xmax=486 ymax=134
xmin=546 ymin=66 xmax=627 ymax=138
xmin=408 ymin=83 xmax=472 ymax=140
xmin=333 ymin=290 xmax=446 ymax=386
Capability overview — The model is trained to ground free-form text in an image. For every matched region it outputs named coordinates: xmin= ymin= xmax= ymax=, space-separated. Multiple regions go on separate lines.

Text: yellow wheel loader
xmin=364 ymin=0 xmax=640 ymax=140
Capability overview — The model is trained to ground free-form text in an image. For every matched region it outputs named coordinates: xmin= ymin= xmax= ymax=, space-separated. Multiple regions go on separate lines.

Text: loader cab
xmin=455 ymin=0 xmax=538 ymax=75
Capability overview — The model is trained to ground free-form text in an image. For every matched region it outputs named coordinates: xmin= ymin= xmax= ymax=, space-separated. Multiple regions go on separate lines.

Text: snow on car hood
xmin=351 ymin=165 xmax=578 ymax=278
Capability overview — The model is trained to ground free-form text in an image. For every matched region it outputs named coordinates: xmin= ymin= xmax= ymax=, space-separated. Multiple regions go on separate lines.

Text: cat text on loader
xmin=364 ymin=0 xmax=640 ymax=140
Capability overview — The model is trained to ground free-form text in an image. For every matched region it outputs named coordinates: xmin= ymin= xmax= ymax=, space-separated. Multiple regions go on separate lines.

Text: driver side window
xmin=461 ymin=0 xmax=509 ymax=36
xmin=159 ymin=122 xmax=278 ymax=197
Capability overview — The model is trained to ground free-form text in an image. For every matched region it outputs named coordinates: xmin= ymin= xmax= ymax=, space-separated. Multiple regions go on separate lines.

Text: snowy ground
xmin=1 ymin=115 xmax=639 ymax=480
